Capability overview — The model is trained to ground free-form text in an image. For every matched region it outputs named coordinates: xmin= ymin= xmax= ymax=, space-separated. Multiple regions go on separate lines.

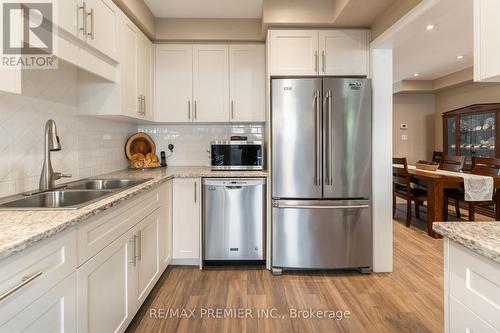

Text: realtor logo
xmin=1 ymin=0 xmax=58 ymax=69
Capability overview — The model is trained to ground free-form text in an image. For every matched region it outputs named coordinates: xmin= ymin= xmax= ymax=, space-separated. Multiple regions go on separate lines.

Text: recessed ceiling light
xmin=426 ymin=24 xmax=435 ymax=31
xmin=413 ymin=73 xmax=420 ymax=77
xmin=457 ymin=55 xmax=465 ymax=60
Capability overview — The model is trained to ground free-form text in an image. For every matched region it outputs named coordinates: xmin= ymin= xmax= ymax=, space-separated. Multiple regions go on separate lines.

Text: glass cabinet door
xmin=446 ymin=117 xmax=456 ymax=156
xmin=459 ymin=112 xmax=495 ymax=164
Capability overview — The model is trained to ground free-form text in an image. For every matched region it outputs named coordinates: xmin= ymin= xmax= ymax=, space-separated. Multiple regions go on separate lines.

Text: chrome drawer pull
xmin=0 ymin=271 xmax=43 ymax=302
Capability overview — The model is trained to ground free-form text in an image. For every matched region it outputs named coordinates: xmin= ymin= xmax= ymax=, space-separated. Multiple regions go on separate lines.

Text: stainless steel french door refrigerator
xmin=271 ymin=78 xmax=372 ymax=274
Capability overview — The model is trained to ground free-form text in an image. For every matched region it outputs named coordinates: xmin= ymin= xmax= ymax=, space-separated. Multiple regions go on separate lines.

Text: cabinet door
xmin=131 ymin=209 xmax=161 ymax=308
xmin=138 ymin=34 xmax=154 ymax=121
xmin=58 ymin=0 xmax=79 ymax=36
xmin=155 ymin=44 xmax=193 ymax=122
xmin=193 ymin=45 xmax=230 ymax=122
xmin=77 ymin=230 xmax=135 ymax=333
xmin=269 ymin=30 xmax=319 ymax=75
xmin=172 ymin=178 xmax=201 ymax=260
xmin=319 ymin=30 xmax=369 ymax=76
xmin=85 ymin=0 xmax=119 ymax=61
xmin=229 ymin=45 xmax=266 ymax=122
xmin=0 ymin=273 xmax=76 ymax=333
xmin=159 ymin=181 xmax=173 ymax=270
xmin=120 ymin=16 xmax=139 ymax=118
xmin=474 ymin=0 xmax=500 ymax=82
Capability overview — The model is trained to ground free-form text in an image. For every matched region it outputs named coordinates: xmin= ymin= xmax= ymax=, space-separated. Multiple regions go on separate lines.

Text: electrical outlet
xmin=401 ymin=135 xmax=408 ymax=141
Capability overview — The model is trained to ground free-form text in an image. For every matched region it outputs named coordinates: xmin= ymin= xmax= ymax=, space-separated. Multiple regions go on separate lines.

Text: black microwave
xmin=210 ymin=141 xmax=264 ymax=170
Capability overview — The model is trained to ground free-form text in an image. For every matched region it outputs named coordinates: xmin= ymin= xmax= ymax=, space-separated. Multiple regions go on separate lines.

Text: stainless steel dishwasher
xmin=203 ymin=178 xmax=266 ymax=261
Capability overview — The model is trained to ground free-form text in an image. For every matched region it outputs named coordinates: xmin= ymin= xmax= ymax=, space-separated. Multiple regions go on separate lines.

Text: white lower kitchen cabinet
xmin=445 ymin=239 xmax=500 ymax=332
xmin=0 ymin=273 xmax=77 ymax=333
xmin=130 ymin=209 xmax=161 ymax=308
xmin=159 ymin=181 xmax=173 ymax=270
xmin=172 ymin=178 xmax=201 ymax=264
xmin=0 ymin=229 xmax=76 ymax=328
xmin=76 ymin=228 xmax=136 ymax=333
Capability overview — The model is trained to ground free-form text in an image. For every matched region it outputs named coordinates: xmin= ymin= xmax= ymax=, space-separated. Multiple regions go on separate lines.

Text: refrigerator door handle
xmin=315 ymin=90 xmax=321 ymax=186
xmin=274 ymin=203 xmax=369 ymax=209
xmin=328 ymin=90 xmax=333 ymax=186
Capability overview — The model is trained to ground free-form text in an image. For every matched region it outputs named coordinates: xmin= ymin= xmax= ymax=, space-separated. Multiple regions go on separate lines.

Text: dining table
xmin=394 ymin=165 xmax=500 ymax=238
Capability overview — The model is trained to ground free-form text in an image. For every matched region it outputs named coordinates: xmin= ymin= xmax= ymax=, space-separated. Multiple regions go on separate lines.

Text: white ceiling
xmin=393 ymin=0 xmax=473 ymax=82
xmin=144 ymin=0 xmax=263 ymax=19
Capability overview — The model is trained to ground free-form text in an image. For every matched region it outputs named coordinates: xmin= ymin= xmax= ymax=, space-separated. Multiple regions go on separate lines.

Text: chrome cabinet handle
xmin=194 ymin=101 xmax=197 ymax=120
xmin=194 ymin=181 xmax=197 ymax=203
xmin=314 ymin=51 xmax=318 ymax=73
xmin=87 ymin=8 xmax=94 ymax=40
xmin=129 ymin=236 xmax=137 ymax=266
xmin=134 ymin=232 xmax=141 ymax=262
xmin=142 ymin=96 xmax=146 ymax=116
xmin=137 ymin=95 xmax=142 ymax=115
xmin=188 ymin=101 xmax=191 ymax=120
xmin=328 ymin=90 xmax=333 ymax=186
xmin=136 ymin=231 xmax=142 ymax=261
xmin=0 ymin=271 xmax=43 ymax=302
xmin=231 ymin=100 xmax=234 ymax=119
xmin=79 ymin=2 xmax=87 ymax=35
xmin=322 ymin=51 xmax=325 ymax=73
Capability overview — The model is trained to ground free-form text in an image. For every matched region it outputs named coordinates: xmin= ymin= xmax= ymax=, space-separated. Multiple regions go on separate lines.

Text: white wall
xmin=371 ymin=48 xmax=393 ymax=273
xmin=0 ymin=62 xmax=135 ymax=197
xmin=138 ymin=124 xmax=264 ymax=166
xmin=393 ymin=93 xmax=435 ymax=164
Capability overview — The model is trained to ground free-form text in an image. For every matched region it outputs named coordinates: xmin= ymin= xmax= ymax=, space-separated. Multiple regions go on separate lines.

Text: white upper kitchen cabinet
xmin=137 ymin=33 xmax=154 ymax=121
xmin=268 ymin=29 xmax=369 ymax=77
xmin=474 ymin=0 xmax=500 ymax=82
xmin=229 ymin=44 xmax=266 ymax=122
xmin=172 ymin=178 xmax=201 ymax=263
xmin=0 ymin=69 xmax=21 ymax=94
xmin=193 ymin=45 xmax=230 ymax=122
xmin=268 ymin=30 xmax=319 ymax=76
xmin=319 ymin=30 xmax=369 ymax=76
xmin=155 ymin=45 xmax=194 ymax=122
xmin=57 ymin=0 xmax=79 ymax=36
xmin=83 ymin=0 xmax=119 ymax=61
xmin=120 ymin=16 xmax=139 ymax=118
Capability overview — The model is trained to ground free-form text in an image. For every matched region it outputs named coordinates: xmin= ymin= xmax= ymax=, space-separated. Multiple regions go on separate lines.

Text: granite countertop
xmin=0 ymin=166 xmax=268 ymax=261
xmin=433 ymin=222 xmax=500 ymax=264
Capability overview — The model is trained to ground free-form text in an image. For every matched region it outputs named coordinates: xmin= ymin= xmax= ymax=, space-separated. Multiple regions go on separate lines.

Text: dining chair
xmin=393 ymin=157 xmax=428 ymax=227
xmin=440 ymin=155 xmax=466 ymax=172
xmin=441 ymin=155 xmax=466 ymax=220
xmin=432 ymin=151 xmax=444 ymax=164
xmin=444 ymin=156 xmax=499 ymax=221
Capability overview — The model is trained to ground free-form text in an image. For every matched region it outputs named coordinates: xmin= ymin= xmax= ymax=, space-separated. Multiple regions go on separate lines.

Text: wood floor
xmin=126 ymin=203 xmax=453 ymax=333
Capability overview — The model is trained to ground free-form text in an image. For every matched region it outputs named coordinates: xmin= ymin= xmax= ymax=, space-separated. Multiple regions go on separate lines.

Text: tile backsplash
xmin=139 ymin=124 xmax=265 ymax=166
xmin=0 ymin=63 xmax=135 ymax=197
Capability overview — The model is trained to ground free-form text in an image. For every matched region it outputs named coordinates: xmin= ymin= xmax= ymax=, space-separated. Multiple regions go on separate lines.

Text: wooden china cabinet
xmin=443 ymin=103 xmax=500 ymax=170
xmin=443 ymin=104 xmax=499 ymax=218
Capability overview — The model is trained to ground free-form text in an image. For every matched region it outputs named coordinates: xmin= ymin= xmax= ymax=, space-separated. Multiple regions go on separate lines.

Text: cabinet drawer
xmin=77 ymin=188 xmax=161 ymax=266
xmin=449 ymin=295 xmax=498 ymax=333
xmin=0 ymin=273 xmax=76 ymax=333
xmin=0 ymin=229 xmax=76 ymax=325
xmin=449 ymin=241 xmax=500 ymax=330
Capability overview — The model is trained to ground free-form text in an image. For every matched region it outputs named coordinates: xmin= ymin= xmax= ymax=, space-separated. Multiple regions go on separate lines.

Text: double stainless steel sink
xmin=0 ymin=179 xmax=152 ymax=210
